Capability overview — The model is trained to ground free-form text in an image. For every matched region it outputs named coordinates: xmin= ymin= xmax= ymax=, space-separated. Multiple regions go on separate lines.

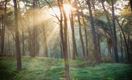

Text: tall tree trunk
xmin=13 ymin=0 xmax=22 ymax=70
xmin=115 ymin=18 xmax=130 ymax=63
xmin=63 ymin=7 xmax=70 ymax=80
xmin=32 ymin=28 xmax=39 ymax=57
xmin=87 ymin=0 xmax=101 ymax=63
xmin=111 ymin=0 xmax=119 ymax=62
xmin=0 ymin=0 xmax=7 ymax=56
xmin=82 ymin=14 xmax=89 ymax=60
xmin=33 ymin=28 xmax=36 ymax=56
xmin=58 ymin=0 xmax=70 ymax=79
xmin=120 ymin=33 xmax=124 ymax=62
xmin=1 ymin=15 xmax=5 ymax=56
xmin=28 ymin=30 xmax=32 ymax=56
xmin=127 ymin=34 xmax=132 ymax=63
xmin=7 ymin=32 xmax=11 ymax=56
xmin=43 ymin=25 xmax=48 ymax=57
xmin=77 ymin=2 xmax=89 ymax=58
xmin=29 ymin=0 xmax=39 ymax=57
xmin=70 ymin=11 xmax=78 ymax=59
xmin=101 ymin=0 xmax=114 ymax=59
xmin=29 ymin=29 xmax=34 ymax=57
xmin=56 ymin=0 xmax=70 ymax=79
xmin=58 ymin=1 xmax=64 ymax=58
xmin=22 ymin=29 xmax=25 ymax=56
xmin=75 ymin=0 xmax=85 ymax=59
xmin=107 ymin=38 xmax=113 ymax=61
xmin=77 ymin=14 xmax=85 ymax=59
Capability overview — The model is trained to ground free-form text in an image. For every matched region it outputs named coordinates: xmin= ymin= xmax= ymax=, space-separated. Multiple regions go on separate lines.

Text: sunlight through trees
xmin=0 ymin=0 xmax=132 ymax=80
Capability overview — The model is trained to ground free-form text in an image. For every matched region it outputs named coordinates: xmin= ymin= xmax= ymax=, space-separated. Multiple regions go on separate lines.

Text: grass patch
xmin=0 ymin=57 xmax=132 ymax=80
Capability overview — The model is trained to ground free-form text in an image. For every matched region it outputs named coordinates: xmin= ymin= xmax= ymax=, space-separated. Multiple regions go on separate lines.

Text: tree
xmin=57 ymin=0 xmax=70 ymax=79
xmin=70 ymin=11 xmax=78 ymax=59
xmin=129 ymin=0 xmax=132 ymax=11
xmin=0 ymin=0 xmax=8 ymax=56
xmin=100 ymin=0 xmax=113 ymax=60
xmin=62 ymin=4 xmax=70 ymax=80
xmin=42 ymin=25 xmax=48 ymax=57
xmin=86 ymin=0 xmax=101 ymax=63
xmin=75 ymin=0 xmax=86 ymax=59
xmin=13 ymin=0 xmax=22 ymax=70
xmin=111 ymin=0 xmax=119 ymax=62
xmin=21 ymin=29 xmax=25 ymax=56
xmin=0 ymin=15 xmax=5 ymax=56
xmin=28 ymin=0 xmax=40 ymax=57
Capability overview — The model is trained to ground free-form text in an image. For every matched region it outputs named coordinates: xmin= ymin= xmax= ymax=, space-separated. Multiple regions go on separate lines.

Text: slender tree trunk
xmin=87 ymin=0 xmax=101 ymax=63
xmin=29 ymin=0 xmax=39 ymax=57
xmin=82 ymin=14 xmax=89 ymax=60
xmin=60 ymin=1 xmax=70 ymax=80
xmin=33 ymin=0 xmax=36 ymax=57
xmin=33 ymin=28 xmax=36 ymax=56
xmin=107 ymin=38 xmax=113 ymax=60
xmin=0 ymin=17 xmax=1 ymax=55
xmin=97 ymin=35 xmax=101 ymax=58
xmin=22 ymin=29 xmax=25 ymax=56
xmin=29 ymin=29 xmax=34 ymax=57
xmin=120 ymin=33 xmax=124 ymax=62
xmin=115 ymin=18 xmax=130 ymax=63
xmin=32 ymin=28 xmax=39 ymax=57
xmin=43 ymin=25 xmax=48 ymax=57
xmin=111 ymin=0 xmax=119 ymax=62
xmin=7 ymin=32 xmax=11 ymax=56
xmin=79 ymin=3 xmax=89 ymax=60
xmin=101 ymin=0 xmax=114 ymax=59
xmin=101 ymin=0 xmax=113 ymax=34
xmin=77 ymin=14 xmax=85 ymax=59
xmin=28 ymin=30 xmax=32 ymax=56
xmin=63 ymin=7 xmax=70 ymax=80
xmin=1 ymin=15 xmax=5 ymax=56
xmin=0 ymin=0 xmax=7 ymax=56
xmin=127 ymin=34 xmax=131 ymax=63
xmin=58 ymin=0 xmax=64 ymax=58
xmin=70 ymin=12 xmax=78 ymax=59
xmin=74 ymin=0 xmax=85 ymax=59
xmin=56 ymin=1 xmax=70 ymax=79
xmin=13 ymin=0 xmax=22 ymax=71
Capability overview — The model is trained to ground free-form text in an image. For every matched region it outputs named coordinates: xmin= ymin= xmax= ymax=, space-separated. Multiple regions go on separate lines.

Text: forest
xmin=0 ymin=0 xmax=132 ymax=80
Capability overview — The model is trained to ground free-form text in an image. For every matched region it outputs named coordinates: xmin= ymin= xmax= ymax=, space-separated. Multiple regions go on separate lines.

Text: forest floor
xmin=0 ymin=57 xmax=132 ymax=80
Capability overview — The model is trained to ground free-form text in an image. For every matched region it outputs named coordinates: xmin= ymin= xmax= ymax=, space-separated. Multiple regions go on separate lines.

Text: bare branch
xmin=45 ymin=0 xmax=60 ymax=21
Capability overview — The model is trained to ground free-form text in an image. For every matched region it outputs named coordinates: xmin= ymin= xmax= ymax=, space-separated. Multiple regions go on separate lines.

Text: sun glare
xmin=63 ymin=4 xmax=72 ymax=15
xmin=50 ymin=6 xmax=60 ymax=17
xmin=49 ymin=3 xmax=72 ymax=17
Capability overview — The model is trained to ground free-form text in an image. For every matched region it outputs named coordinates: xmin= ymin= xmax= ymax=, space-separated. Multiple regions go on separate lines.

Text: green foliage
xmin=0 ymin=57 xmax=132 ymax=80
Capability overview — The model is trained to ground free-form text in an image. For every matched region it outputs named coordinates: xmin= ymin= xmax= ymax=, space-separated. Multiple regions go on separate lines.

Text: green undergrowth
xmin=0 ymin=57 xmax=132 ymax=80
